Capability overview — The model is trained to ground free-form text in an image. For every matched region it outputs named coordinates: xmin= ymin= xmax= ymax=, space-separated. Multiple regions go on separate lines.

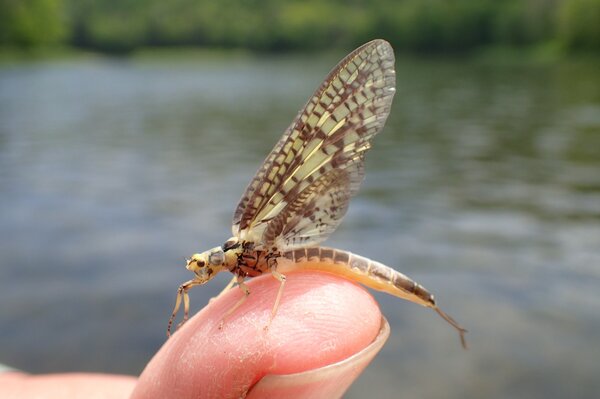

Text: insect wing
xmin=232 ymin=39 xmax=396 ymax=249
xmin=263 ymin=157 xmax=364 ymax=249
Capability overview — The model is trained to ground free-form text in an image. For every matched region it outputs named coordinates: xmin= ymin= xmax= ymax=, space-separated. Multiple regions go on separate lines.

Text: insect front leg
xmin=167 ymin=279 xmax=201 ymax=337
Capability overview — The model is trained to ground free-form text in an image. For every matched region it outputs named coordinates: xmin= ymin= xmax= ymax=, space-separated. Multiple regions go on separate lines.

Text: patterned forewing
xmin=232 ymin=39 xmax=396 ymax=248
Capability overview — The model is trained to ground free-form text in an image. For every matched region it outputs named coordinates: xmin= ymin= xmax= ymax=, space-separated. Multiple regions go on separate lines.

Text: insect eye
xmin=209 ymin=251 xmax=224 ymax=265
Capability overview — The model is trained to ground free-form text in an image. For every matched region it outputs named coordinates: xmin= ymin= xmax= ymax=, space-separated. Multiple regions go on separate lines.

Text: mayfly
xmin=167 ymin=39 xmax=467 ymax=348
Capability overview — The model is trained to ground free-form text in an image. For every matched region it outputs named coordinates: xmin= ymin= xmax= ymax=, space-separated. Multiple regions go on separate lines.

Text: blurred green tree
xmin=0 ymin=0 xmax=67 ymax=47
xmin=1 ymin=0 xmax=598 ymax=55
xmin=558 ymin=0 xmax=600 ymax=51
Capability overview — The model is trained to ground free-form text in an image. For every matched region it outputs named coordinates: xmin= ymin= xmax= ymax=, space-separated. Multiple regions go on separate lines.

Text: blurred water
xmin=0 ymin=53 xmax=599 ymax=398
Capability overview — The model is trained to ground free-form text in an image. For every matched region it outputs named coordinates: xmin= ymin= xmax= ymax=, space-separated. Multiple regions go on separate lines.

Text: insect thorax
xmin=221 ymin=237 xmax=275 ymax=278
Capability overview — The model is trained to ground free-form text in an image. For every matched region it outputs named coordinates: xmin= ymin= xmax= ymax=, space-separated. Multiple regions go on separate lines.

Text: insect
xmin=167 ymin=39 xmax=467 ymax=348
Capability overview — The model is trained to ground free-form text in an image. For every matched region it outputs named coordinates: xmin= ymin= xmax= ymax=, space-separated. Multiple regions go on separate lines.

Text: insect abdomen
xmin=279 ymin=247 xmax=435 ymax=308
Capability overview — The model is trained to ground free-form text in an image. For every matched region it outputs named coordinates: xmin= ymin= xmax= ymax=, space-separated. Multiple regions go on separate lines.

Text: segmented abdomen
xmin=278 ymin=246 xmax=435 ymax=308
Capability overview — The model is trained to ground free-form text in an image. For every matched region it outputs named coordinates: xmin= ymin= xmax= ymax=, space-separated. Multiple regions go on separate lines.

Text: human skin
xmin=0 ymin=271 xmax=385 ymax=398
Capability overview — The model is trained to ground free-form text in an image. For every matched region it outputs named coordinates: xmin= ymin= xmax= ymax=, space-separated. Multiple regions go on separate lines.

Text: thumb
xmin=132 ymin=270 xmax=388 ymax=398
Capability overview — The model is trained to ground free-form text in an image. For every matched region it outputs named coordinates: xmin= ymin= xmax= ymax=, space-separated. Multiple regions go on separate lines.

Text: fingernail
xmin=246 ymin=316 xmax=390 ymax=399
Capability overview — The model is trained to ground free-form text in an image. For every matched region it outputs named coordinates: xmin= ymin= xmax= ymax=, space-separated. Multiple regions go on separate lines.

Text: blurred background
xmin=1 ymin=1 xmax=599 ymax=398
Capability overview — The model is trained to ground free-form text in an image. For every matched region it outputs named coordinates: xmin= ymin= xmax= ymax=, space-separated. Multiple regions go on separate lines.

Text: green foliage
xmin=273 ymin=1 xmax=373 ymax=51
xmin=1 ymin=0 xmax=598 ymax=55
xmin=558 ymin=0 xmax=600 ymax=51
xmin=377 ymin=0 xmax=495 ymax=53
xmin=0 ymin=0 xmax=67 ymax=47
xmin=492 ymin=0 xmax=558 ymax=46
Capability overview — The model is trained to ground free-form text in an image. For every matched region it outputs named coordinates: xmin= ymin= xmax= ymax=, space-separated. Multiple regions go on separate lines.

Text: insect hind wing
xmin=265 ymin=157 xmax=364 ymax=249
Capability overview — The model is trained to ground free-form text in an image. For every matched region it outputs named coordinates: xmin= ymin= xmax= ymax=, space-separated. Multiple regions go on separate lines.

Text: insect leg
xmin=219 ymin=276 xmax=250 ymax=329
xmin=167 ymin=279 xmax=201 ymax=337
xmin=269 ymin=266 xmax=287 ymax=325
xmin=209 ymin=275 xmax=238 ymax=304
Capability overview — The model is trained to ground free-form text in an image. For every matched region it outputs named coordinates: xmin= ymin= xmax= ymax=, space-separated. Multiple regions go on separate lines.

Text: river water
xmin=1 ymin=52 xmax=599 ymax=398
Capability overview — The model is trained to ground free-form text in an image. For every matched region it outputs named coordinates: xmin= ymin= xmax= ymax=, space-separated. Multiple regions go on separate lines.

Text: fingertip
xmin=247 ymin=317 xmax=389 ymax=399
xmin=133 ymin=271 xmax=383 ymax=398
xmin=256 ymin=271 xmax=382 ymax=374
